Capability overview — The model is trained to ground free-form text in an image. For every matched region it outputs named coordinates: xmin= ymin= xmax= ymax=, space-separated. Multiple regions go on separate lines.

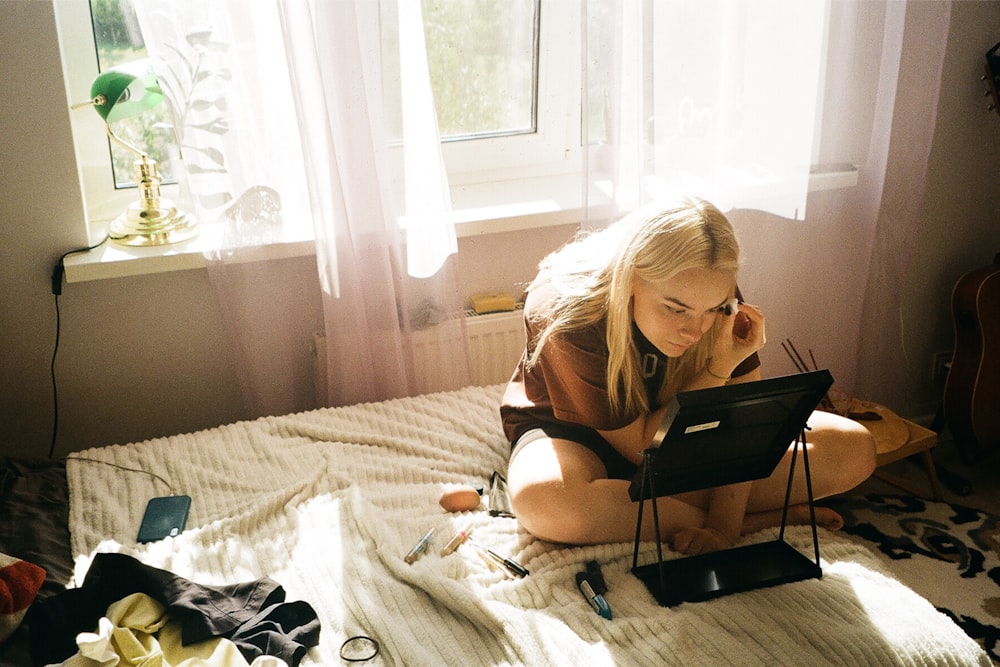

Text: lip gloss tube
xmin=405 ymin=528 xmax=435 ymax=564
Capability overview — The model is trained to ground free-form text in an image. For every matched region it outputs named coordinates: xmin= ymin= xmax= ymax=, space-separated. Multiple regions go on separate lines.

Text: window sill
xmin=62 ymin=224 xmax=317 ymax=283
xmin=63 ymin=173 xmax=587 ymax=283
xmin=63 ymin=167 xmax=856 ymax=283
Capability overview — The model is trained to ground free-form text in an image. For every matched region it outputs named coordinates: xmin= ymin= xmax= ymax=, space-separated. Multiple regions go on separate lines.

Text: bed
xmin=1 ymin=384 xmax=991 ymax=666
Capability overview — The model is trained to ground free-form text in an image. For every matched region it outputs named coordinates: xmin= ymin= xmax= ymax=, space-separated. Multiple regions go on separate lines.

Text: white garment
xmin=54 ymin=592 xmax=288 ymax=667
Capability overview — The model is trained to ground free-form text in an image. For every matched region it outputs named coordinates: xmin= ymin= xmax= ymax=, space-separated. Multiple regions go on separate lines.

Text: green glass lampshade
xmin=90 ymin=61 xmax=164 ymax=123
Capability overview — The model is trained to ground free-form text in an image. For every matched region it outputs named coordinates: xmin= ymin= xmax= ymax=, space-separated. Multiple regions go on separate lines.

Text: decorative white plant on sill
xmin=146 ymin=21 xmax=282 ymax=246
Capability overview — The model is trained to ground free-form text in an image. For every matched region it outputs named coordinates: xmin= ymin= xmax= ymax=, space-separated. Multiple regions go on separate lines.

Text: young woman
xmin=501 ymin=197 xmax=876 ymax=555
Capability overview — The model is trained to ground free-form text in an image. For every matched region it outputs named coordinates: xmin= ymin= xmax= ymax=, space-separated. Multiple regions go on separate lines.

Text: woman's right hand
xmin=711 ymin=302 xmax=766 ymax=376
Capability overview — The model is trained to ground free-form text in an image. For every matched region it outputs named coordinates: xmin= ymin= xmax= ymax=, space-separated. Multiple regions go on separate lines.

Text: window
xmin=58 ymin=0 xmax=176 ymax=226
xmin=88 ymin=0 xmax=179 ymax=189
xmin=418 ymin=0 xmax=582 ymax=184
xmin=60 ymin=0 xmax=581 ymax=233
xmin=59 ymin=0 xmax=868 ymax=255
xmin=423 ymin=0 xmax=538 ymax=141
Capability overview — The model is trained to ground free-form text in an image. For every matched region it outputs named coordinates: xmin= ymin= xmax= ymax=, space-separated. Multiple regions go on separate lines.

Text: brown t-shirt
xmin=500 ymin=280 xmax=761 ymax=445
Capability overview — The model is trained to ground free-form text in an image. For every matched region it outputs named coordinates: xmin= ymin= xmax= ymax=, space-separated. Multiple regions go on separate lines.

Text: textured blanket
xmin=826 ymin=493 xmax=1000 ymax=662
xmin=67 ymin=385 xmax=989 ymax=666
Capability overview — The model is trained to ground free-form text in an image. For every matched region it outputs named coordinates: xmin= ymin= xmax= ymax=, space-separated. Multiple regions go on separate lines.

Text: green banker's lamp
xmin=74 ymin=61 xmax=197 ymax=246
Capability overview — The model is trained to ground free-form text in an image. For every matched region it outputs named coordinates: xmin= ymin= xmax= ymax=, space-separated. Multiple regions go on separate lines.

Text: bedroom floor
xmin=852 ymin=429 xmax=1000 ymax=515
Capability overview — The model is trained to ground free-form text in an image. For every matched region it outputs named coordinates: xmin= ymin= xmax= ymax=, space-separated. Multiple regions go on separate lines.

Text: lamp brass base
xmin=108 ymin=197 xmax=198 ymax=247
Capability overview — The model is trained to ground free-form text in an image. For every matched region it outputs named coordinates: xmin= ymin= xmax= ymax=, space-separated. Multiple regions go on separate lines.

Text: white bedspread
xmin=67 ymin=385 xmax=989 ymax=666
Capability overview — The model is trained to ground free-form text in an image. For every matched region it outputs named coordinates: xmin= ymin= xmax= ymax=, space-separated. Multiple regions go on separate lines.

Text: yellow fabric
xmin=469 ymin=291 xmax=517 ymax=314
xmin=58 ymin=592 xmax=255 ymax=667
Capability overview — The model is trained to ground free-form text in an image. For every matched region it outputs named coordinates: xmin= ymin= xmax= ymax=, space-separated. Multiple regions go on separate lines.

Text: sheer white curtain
xmin=583 ymin=0 xmax=952 ymax=408
xmin=134 ymin=0 xmax=470 ymax=416
xmin=582 ymin=0 xmax=826 ymax=227
xmin=276 ymin=0 xmax=469 ymax=407
xmin=583 ymin=0 xmax=952 ymax=406
xmin=853 ymin=0 xmax=951 ymax=409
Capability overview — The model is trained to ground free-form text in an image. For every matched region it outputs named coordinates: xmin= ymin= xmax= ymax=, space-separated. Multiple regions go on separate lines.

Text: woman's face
xmin=631 ymin=267 xmax=735 ymax=357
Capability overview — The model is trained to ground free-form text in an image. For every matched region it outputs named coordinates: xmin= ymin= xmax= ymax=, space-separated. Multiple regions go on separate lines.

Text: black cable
xmin=49 ymin=236 xmax=109 ymax=459
xmin=64 ymin=455 xmax=175 ymax=495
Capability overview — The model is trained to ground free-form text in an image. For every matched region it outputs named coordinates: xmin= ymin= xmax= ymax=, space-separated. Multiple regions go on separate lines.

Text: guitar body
xmin=943 ymin=254 xmax=1000 ymax=459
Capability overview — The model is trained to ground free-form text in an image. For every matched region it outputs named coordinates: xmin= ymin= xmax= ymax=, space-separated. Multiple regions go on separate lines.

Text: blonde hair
xmin=528 ymin=197 xmax=741 ymax=418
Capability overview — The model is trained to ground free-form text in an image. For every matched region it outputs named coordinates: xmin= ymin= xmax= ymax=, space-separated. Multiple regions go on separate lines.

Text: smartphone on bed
xmin=137 ymin=495 xmax=191 ymax=543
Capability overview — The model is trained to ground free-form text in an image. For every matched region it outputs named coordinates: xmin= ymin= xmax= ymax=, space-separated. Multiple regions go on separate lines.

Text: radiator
xmin=462 ymin=309 xmax=526 ymax=386
xmin=312 ymin=309 xmax=525 ymax=405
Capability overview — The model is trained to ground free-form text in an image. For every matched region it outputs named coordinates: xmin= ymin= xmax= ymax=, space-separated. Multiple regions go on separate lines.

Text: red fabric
xmin=0 ymin=557 xmax=45 ymax=614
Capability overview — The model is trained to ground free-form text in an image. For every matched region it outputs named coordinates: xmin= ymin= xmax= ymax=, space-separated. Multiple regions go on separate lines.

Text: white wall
xmin=2 ymin=1 xmax=997 ymax=459
xmin=857 ymin=0 xmax=1000 ymax=417
xmin=899 ymin=0 xmax=1000 ymax=412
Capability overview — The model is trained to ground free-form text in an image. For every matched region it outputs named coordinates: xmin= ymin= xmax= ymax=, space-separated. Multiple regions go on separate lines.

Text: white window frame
xmin=57 ymin=0 xmax=583 ymax=241
xmin=56 ymin=0 xmax=182 ymax=232
xmin=439 ymin=1 xmax=582 ymax=186
xmin=57 ymin=0 xmax=864 ymax=282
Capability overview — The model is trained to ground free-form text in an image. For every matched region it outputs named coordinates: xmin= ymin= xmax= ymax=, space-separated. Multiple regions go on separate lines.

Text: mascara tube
xmin=467 ymin=537 xmax=528 ymax=578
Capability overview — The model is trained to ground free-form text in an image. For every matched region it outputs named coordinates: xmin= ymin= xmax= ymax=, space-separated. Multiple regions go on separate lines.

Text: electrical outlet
xmin=930 ymin=350 xmax=952 ymax=383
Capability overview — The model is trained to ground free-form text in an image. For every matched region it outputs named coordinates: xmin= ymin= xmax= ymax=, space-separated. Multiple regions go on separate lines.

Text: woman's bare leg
xmin=507 ymin=437 xmax=709 ymax=545
xmin=742 ymin=410 xmax=876 ymax=530
xmin=507 ymin=411 xmax=876 ymax=546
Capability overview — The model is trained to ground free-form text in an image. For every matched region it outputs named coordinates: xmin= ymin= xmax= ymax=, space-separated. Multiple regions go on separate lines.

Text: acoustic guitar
xmin=943 ymin=254 xmax=1000 ymax=461
xmin=983 ymin=40 xmax=1000 ymax=117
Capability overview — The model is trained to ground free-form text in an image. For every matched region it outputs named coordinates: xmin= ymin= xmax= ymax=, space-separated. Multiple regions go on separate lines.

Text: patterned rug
xmin=824 ymin=493 xmax=1000 ymax=662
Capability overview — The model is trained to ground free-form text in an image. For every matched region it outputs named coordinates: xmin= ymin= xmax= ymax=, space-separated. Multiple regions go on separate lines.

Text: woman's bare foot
xmin=787 ymin=503 xmax=844 ymax=531
xmin=742 ymin=503 xmax=844 ymax=534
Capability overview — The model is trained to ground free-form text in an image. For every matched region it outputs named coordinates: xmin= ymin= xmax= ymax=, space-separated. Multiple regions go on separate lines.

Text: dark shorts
xmin=509 ymin=422 xmax=638 ymax=481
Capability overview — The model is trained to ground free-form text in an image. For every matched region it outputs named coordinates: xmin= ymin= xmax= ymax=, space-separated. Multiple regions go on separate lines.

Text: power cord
xmin=49 ymin=240 xmax=177 ymax=497
xmin=50 ymin=236 xmax=109 ymax=459
xmin=64 ymin=455 xmax=175 ymax=495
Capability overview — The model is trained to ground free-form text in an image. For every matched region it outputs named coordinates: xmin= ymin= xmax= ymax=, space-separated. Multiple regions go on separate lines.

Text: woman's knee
xmin=507 ymin=437 xmax=610 ymax=543
xmin=815 ymin=413 xmax=877 ymax=488
xmin=853 ymin=423 xmax=877 ymax=476
xmin=509 ymin=482 xmax=593 ymax=544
